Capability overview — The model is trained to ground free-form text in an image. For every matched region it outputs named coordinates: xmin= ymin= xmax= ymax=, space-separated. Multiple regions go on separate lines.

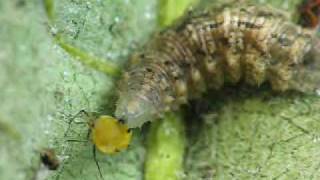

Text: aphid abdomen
xmin=116 ymin=5 xmax=315 ymax=128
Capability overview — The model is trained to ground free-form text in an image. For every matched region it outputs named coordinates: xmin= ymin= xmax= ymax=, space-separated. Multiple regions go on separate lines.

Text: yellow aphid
xmin=91 ymin=115 xmax=132 ymax=154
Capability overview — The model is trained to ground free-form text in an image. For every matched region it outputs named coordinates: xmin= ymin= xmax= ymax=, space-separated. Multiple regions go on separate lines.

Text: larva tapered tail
xmin=115 ymin=3 xmax=320 ymax=128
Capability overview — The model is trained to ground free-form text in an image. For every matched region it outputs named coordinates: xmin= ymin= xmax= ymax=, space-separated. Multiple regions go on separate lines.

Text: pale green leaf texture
xmin=0 ymin=0 xmax=156 ymax=179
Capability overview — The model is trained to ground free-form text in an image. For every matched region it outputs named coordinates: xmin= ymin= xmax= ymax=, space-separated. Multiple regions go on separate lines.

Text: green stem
xmin=55 ymin=36 xmax=121 ymax=77
xmin=158 ymin=0 xmax=199 ymax=27
xmin=44 ymin=0 xmax=54 ymax=23
xmin=43 ymin=0 xmax=121 ymax=77
xmin=0 ymin=119 xmax=21 ymax=141
xmin=145 ymin=112 xmax=186 ymax=180
xmin=145 ymin=1 xmax=200 ymax=179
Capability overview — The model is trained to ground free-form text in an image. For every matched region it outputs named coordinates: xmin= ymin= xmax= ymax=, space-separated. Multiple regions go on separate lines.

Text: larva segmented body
xmin=115 ymin=3 xmax=320 ymax=128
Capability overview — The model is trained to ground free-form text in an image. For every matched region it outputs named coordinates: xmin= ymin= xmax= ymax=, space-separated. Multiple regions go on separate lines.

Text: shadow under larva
xmin=114 ymin=2 xmax=320 ymax=128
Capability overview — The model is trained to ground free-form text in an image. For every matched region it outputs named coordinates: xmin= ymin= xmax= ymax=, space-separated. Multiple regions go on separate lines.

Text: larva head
xmin=115 ymin=69 xmax=161 ymax=128
xmin=91 ymin=115 xmax=132 ymax=154
xmin=115 ymin=89 xmax=158 ymax=128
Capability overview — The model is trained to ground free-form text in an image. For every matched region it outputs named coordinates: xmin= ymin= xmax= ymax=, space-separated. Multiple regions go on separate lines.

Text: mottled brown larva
xmin=115 ymin=2 xmax=320 ymax=128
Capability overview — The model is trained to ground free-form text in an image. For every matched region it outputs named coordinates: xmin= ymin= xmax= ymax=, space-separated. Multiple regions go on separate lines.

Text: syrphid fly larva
xmin=114 ymin=2 xmax=320 ymax=128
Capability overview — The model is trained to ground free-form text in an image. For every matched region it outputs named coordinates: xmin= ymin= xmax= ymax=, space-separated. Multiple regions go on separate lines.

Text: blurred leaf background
xmin=0 ymin=0 xmax=320 ymax=180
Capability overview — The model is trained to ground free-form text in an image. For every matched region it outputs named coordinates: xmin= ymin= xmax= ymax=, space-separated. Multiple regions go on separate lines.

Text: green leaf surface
xmin=0 ymin=0 xmax=156 ymax=179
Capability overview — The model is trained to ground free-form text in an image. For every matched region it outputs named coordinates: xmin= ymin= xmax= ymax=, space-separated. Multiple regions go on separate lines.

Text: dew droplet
xmin=316 ymin=89 xmax=320 ymax=96
xmin=114 ymin=16 xmax=120 ymax=23
xmin=50 ymin=26 xmax=58 ymax=36
xmin=144 ymin=12 xmax=152 ymax=20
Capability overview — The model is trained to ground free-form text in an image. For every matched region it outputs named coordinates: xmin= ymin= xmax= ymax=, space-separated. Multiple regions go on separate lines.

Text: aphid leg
xmin=86 ymin=124 xmax=92 ymax=140
xmin=92 ymin=145 xmax=104 ymax=180
xmin=64 ymin=110 xmax=90 ymax=137
xmin=65 ymin=139 xmax=88 ymax=143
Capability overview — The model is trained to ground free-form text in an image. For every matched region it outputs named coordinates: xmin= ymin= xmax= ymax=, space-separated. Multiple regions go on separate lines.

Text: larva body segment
xmin=115 ymin=3 xmax=319 ymax=128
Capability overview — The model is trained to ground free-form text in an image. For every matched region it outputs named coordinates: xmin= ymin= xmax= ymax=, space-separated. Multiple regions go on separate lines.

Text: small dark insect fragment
xmin=298 ymin=0 xmax=320 ymax=28
xmin=40 ymin=148 xmax=60 ymax=170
